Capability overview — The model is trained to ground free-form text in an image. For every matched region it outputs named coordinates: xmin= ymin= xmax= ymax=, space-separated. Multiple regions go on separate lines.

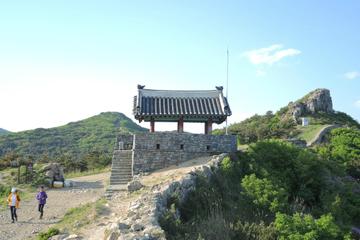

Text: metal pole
xmin=225 ymin=49 xmax=229 ymax=135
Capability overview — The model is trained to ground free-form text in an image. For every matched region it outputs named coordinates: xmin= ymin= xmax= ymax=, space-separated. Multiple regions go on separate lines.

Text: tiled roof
xmin=133 ymin=87 xmax=231 ymax=124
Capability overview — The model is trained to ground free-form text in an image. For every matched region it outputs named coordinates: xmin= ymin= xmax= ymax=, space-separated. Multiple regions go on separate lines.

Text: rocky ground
xmin=78 ymin=156 xmax=212 ymax=240
xmin=0 ymin=156 xmax=214 ymax=240
xmin=0 ymin=172 xmax=109 ymax=240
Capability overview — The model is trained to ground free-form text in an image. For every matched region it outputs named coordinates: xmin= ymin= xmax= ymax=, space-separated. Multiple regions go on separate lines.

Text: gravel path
xmin=0 ymin=172 xmax=109 ymax=240
xmin=79 ymin=156 xmax=212 ymax=239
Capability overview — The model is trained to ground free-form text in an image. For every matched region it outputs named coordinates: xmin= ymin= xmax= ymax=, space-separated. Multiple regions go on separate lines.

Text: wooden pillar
xmin=150 ymin=119 xmax=155 ymax=132
xmin=204 ymin=119 xmax=213 ymax=134
xmin=177 ymin=117 xmax=184 ymax=133
xmin=208 ymin=118 xmax=212 ymax=133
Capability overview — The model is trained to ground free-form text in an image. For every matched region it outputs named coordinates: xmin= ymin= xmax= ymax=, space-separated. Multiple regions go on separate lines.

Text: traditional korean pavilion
xmin=133 ymin=85 xmax=232 ymax=134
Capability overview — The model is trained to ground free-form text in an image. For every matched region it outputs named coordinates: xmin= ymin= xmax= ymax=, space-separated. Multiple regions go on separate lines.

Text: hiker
xmin=7 ymin=187 xmax=20 ymax=223
xmin=36 ymin=186 xmax=48 ymax=219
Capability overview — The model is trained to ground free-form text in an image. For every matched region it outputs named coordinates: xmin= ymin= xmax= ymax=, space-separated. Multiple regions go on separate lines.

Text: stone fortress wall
xmin=116 ymin=132 xmax=237 ymax=174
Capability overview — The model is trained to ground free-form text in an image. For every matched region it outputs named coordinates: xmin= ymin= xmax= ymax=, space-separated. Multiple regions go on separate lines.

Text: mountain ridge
xmin=0 ymin=128 xmax=10 ymax=135
xmin=0 ymin=112 xmax=147 ymax=160
xmin=216 ymin=88 xmax=359 ymax=144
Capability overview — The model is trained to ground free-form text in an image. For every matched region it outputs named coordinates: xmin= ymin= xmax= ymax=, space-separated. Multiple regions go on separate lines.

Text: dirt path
xmin=0 ymin=172 xmax=109 ymax=240
xmin=307 ymin=124 xmax=339 ymax=146
xmin=79 ymin=156 xmax=212 ymax=239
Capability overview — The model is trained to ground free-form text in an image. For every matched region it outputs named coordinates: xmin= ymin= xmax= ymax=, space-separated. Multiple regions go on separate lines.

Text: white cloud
xmin=355 ymin=100 xmax=360 ymax=108
xmin=256 ymin=69 xmax=266 ymax=77
xmin=243 ymin=44 xmax=301 ymax=65
xmin=344 ymin=71 xmax=360 ymax=80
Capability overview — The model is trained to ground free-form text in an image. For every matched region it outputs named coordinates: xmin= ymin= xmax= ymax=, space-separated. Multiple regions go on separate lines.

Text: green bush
xmin=318 ymin=128 xmax=360 ymax=179
xmin=37 ymin=227 xmax=60 ymax=240
xmin=233 ymin=221 xmax=277 ymax=240
xmin=0 ymin=184 xmax=10 ymax=199
xmin=161 ymin=140 xmax=358 ymax=239
xmin=241 ymin=174 xmax=287 ymax=215
xmin=275 ymin=213 xmax=341 ymax=240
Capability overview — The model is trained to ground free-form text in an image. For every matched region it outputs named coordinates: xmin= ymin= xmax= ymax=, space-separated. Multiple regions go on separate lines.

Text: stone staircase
xmin=105 ymin=150 xmax=133 ymax=199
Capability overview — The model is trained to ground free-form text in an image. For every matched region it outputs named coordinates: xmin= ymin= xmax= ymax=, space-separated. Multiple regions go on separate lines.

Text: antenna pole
xmin=225 ymin=48 xmax=229 ymax=135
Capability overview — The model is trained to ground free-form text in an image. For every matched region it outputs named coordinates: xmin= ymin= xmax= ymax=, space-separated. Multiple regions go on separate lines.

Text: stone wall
xmin=105 ymin=154 xmax=228 ymax=240
xmin=115 ymin=135 xmax=134 ymax=150
xmin=132 ymin=132 xmax=236 ymax=173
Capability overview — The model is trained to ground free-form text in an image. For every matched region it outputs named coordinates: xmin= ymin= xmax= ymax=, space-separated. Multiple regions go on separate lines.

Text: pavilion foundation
xmin=115 ymin=132 xmax=237 ymax=174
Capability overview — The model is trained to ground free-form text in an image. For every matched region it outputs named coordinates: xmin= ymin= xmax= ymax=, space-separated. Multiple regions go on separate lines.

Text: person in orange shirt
xmin=7 ymin=187 xmax=20 ymax=223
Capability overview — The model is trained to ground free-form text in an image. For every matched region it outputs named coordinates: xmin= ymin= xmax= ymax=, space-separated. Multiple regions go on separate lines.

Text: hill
xmin=0 ymin=112 xmax=147 ymax=161
xmin=0 ymin=128 xmax=10 ymax=136
xmin=216 ymin=89 xmax=360 ymax=144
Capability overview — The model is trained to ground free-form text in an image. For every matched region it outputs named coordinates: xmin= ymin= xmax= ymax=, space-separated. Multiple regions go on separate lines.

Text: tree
xmin=241 ymin=174 xmax=287 ymax=216
xmin=322 ymin=128 xmax=360 ymax=179
xmin=275 ymin=213 xmax=341 ymax=240
xmin=248 ymin=140 xmax=329 ymax=209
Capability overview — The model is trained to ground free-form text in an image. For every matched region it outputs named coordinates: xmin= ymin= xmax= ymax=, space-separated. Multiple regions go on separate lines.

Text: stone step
xmin=111 ymin=169 xmax=131 ymax=172
xmin=111 ymin=171 xmax=132 ymax=174
xmin=111 ymin=164 xmax=132 ymax=167
xmin=111 ymin=174 xmax=131 ymax=177
xmin=110 ymin=180 xmax=131 ymax=183
xmin=110 ymin=174 xmax=132 ymax=177
xmin=110 ymin=179 xmax=131 ymax=183
xmin=112 ymin=160 xmax=132 ymax=163
xmin=110 ymin=177 xmax=132 ymax=181
xmin=110 ymin=175 xmax=132 ymax=179
xmin=111 ymin=169 xmax=132 ymax=173
xmin=110 ymin=178 xmax=131 ymax=182
xmin=112 ymin=161 xmax=132 ymax=164
xmin=110 ymin=181 xmax=131 ymax=185
xmin=113 ymin=151 xmax=132 ymax=155
xmin=111 ymin=167 xmax=132 ymax=170
xmin=112 ymin=162 xmax=131 ymax=165
xmin=113 ymin=155 xmax=132 ymax=158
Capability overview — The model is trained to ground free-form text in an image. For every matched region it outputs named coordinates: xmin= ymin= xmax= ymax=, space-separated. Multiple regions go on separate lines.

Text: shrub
xmin=275 ymin=213 xmax=341 ymax=240
xmin=37 ymin=227 xmax=60 ymax=240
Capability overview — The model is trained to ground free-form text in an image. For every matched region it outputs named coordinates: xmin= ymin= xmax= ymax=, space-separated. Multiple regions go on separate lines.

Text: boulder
xmin=131 ymin=223 xmax=144 ymax=232
xmin=107 ymin=231 xmax=120 ymax=240
xmin=127 ymin=180 xmax=144 ymax=193
xmin=289 ymin=88 xmax=333 ymax=122
xmin=41 ymin=163 xmax=65 ymax=185
xmin=53 ymin=181 xmax=64 ymax=188
xmin=118 ymin=222 xmax=131 ymax=230
xmin=64 ymin=180 xmax=74 ymax=187
xmin=64 ymin=234 xmax=81 ymax=240
xmin=49 ymin=234 xmax=69 ymax=240
xmin=45 ymin=170 xmax=55 ymax=178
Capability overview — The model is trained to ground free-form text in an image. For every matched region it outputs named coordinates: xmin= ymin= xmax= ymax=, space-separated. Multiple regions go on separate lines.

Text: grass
xmin=64 ymin=167 xmax=110 ymax=179
xmin=0 ymin=184 xmax=37 ymax=210
xmin=296 ymin=124 xmax=329 ymax=143
xmin=36 ymin=197 xmax=108 ymax=236
xmin=0 ymin=167 xmax=38 ymax=210
xmin=36 ymin=227 xmax=60 ymax=240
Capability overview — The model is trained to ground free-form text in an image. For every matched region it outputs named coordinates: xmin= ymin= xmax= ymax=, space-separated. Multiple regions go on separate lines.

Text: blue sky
xmin=0 ymin=1 xmax=359 ymax=132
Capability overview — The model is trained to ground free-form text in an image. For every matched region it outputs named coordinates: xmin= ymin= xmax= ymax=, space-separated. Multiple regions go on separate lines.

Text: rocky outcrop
xmin=41 ymin=163 xmax=65 ymax=184
xmin=104 ymin=154 xmax=228 ymax=240
xmin=289 ymin=88 xmax=333 ymax=121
